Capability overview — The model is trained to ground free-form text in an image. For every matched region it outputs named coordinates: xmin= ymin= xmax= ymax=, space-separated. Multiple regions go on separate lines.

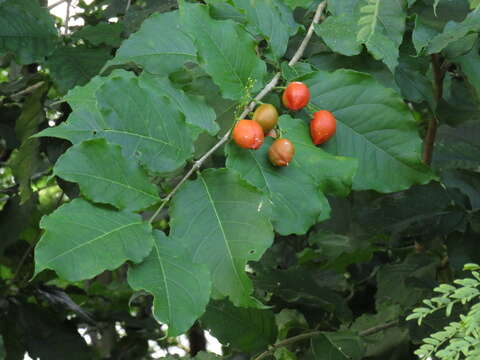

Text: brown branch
xmin=64 ymin=0 xmax=72 ymax=35
xmin=10 ymin=81 xmax=46 ymax=99
xmin=359 ymin=320 xmax=399 ymax=337
xmin=252 ymin=321 xmax=399 ymax=360
xmin=148 ymin=1 xmax=327 ymax=224
xmin=47 ymin=0 xmax=67 ymax=9
xmin=422 ymin=54 xmax=445 ymax=165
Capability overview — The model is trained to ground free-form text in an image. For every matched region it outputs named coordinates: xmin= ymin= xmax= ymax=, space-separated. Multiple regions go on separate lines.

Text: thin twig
xmin=288 ymin=1 xmax=327 ymax=66
xmin=252 ymin=320 xmax=399 ymax=360
xmin=359 ymin=320 xmax=399 ymax=337
xmin=12 ymin=241 xmax=36 ymax=282
xmin=10 ymin=81 xmax=46 ymax=99
xmin=423 ymin=54 xmax=445 ymax=165
xmin=47 ymin=0 xmax=67 ymax=10
xmin=125 ymin=0 xmax=132 ymax=13
xmin=148 ymin=1 xmax=327 ymax=224
xmin=64 ymin=0 xmax=72 ymax=35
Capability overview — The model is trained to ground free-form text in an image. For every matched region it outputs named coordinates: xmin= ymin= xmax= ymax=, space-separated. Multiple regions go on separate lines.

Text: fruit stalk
xmin=148 ymin=1 xmax=327 ymax=224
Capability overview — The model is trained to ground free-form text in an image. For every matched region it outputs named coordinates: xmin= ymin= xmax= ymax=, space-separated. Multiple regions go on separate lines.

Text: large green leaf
xmin=356 ymin=0 xmax=406 ymax=71
xmin=201 ymin=300 xmax=277 ymax=353
xmin=278 ymin=116 xmax=358 ymax=197
xmin=179 ymin=2 xmax=267 ymax=100
xmin=139 ymin=72 xmax=219 ymax=135
xmin=304 ymin=69 xmax=436 ymax=192
xmin=127 ymin=230 xmax=211 ymax=336
xmin=231 ymin=0 xmax=297 ymax=58
xmin=96 ymin=76 xmax=195 ymax=174
xmin=47 ymin=46 xmax=112 ymax=94
xmin=107 ymin=11 xmax=197 ymax=75
xmin=311 ymin=331 xmax=365 ymax=360
xmin=71 ymin=23 xmax=124 ymax=47
xmin=34 ymin=198 xmax=154 ymax=281
xmin=315 ymin=15 xmax=362 ymax=56
xmin=54 ymin=139 xmax=159 ymax=212
xmin=428 ymin=7 xmax=480 ymax=54
xmin=169 ymin=169 xmax=274 ymax=307
xmin=0 ymin=0 xmax=58 ymax=64
xmin=226 ymin=137 xmax=330 ymax=235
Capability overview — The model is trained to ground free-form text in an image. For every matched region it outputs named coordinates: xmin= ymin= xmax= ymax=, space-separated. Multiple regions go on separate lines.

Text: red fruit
xmin=232 ymin=119 xmax=264 ymax=149
xmin=252 ymin=104 xmax=278 ymax=133
xmin=268 ymin=138 xmax=295 ymax=167
xmin=310 ymin=110 xmax=336 ymax=145
xmin=282 ymin=82 xmax=310 ymax=110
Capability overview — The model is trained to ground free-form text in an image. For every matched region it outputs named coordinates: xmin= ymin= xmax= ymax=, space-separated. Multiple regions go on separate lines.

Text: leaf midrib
xmin=41 ymin=222 xmax=143 ymax=267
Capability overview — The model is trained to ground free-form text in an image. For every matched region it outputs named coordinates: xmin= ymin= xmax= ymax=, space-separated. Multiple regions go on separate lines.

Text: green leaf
xmin=201 ymin=299 xmax=277 ymax=353
xmin=376 ymin=254 xmax=438 ymax=309
xmin=139 ymin=72 xmax=219 ymax=135
xmin=315 ymin=15 xmax=362 ymax=56
xmin=107 ymin=11 xmax=197 ymax=75
xmin=311 ymin=331 xmax=365 ymax=360
xmin=34 ymin=108 xmax=104 ymax=144
xmin=278 ymin=115 xmax=358 ymax=197
xmin=305 ymin=69 xmax=436 ymax=192
xmin=0 ymin=189 xmax=37 ymax=256
xmin=95 ymin=76 xmax=195 ymax=174
xmin=71 ymin=23 xmax=124 ymax=47
xmin=253 ymin=264 xmax=352 ymax=321
xmin=0 ymin=0 xmax=58 ymax=64
xmin=470 ymin=0 xmax=480 ymax=9
xmin=47 ymin=46 xmax=112 ymax=94
xmin=226 ymin=137 xmax=330 ymax=235
xmin=179 ymin=2 xmax=267 ymax=100
xmin=442 ymin=169 xmax=480 ymax=210
xmin=169 ymin=168 xmax=274 ymax=307
xmin=34 ymin=198 xmax=154 ymax=281
xmin=8 ymin=85 xmax=46 ymax=203
xmin=433 ymin=122 xmax=480 ymax=171
xmin=127 ymin=230 xmax=211 ymax=336
xmin=283 ymin=0 xmax=313 ymax=9
xmin=356 ymin=0 xmax=406 ymax=71
xmin=64 ymin=70 xmax=136 ymax=111
xmin=413 ymin=15 xmax=440 ymax=55
xmin=231 ymin=0 xmax=297 ymax=58
xmin=428 ymin=7 xmax=480 ymax=54
xmin=454 ymin=41 xmax=480 ymax=101
xmin=7 ymin=140 xmax=39 ymax=204
xmin=394 ymin=63 xmax=435 ymax=109
xmin=35 ymin=70 xmax=135 ymax=143
xmin=54 ymin=139 xmax=159 ymax=212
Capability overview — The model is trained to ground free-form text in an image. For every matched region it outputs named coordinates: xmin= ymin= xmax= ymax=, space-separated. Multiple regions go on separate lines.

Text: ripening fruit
xmin=282 ymin=82 xmax=310 ymax=110
xmin=268 ymin=138 xmax=295 ymax=167
xmin=310 ymin=110 xmax=336 ymax=145
xmin=232 ymin=119 xmax=264 ymax=149
xmin=252 ymin=104 xmax=278 ymax=133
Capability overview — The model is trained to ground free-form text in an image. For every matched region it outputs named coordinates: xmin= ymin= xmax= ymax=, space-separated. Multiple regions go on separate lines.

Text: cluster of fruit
xmin=232 ymin=82 xmax=337 ymax=166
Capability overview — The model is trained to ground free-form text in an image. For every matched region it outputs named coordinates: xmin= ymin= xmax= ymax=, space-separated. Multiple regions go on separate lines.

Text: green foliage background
xmin=0 ymin=0 xmax=479 ymax=359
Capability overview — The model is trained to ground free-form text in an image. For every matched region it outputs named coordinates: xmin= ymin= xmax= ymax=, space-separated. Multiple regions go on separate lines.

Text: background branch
xmin=148 ymin=1 xmax=327 ymax=223
xmin=423 ymin=54 xmax=445 ymax=165
xmin=253 ymin=320 xmax=399 ymax=360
